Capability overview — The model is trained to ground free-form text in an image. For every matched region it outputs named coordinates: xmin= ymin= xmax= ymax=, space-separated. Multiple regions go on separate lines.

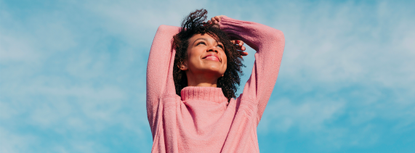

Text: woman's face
xmin=180 ymin=33 xmax=227 ymax=78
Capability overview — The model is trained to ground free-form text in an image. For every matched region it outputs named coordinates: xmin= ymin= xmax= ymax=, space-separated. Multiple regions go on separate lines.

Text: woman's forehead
xmin=189 ymin=33 xmax=222 ymax=43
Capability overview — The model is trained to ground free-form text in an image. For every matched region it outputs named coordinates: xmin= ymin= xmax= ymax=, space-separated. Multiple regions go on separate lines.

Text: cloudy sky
xmin=1 ymin=0 xmax=414 ymax=152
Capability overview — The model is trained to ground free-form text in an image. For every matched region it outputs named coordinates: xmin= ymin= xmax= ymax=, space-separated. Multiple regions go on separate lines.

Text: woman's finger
xmin=241 ymin=51 xmax=248 ymax=56
xmin=235 ymin=40 xmax=245 ymax=50
xmin=235 ymin=40 xmax=244 ymax=46
xmin=231 ymin=40 xmax=246 ymax=51
xmin=236 ymin=46 xmax=245 ymax=51
xmin=211 ymin=16 xmax=223 ymax=23
xmin=212 ymin=17 xmax=216 ymax=22
xmin=238 ymin=51 xmax=248 ymax=57
xmin=240 ymin=46 xmax=246 ymax=51
xmin=238 ymin=40 xmax=244 ymax=46
xmin=214 ymin=16 xmax=221 ymax=22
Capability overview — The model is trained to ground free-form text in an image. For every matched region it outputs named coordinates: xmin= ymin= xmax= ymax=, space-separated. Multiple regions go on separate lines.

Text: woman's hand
xmin=231 ymin=40 xmax=248 ymax=57
xmin=207 ymin=15 xmax=226 ymax=28
xmin=208 ymin=16 xmax=248 ymax=57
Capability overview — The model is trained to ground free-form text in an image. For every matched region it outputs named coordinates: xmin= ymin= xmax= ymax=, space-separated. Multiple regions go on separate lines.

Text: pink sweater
xmin=147 ymin=16 xmax=285 ymax=153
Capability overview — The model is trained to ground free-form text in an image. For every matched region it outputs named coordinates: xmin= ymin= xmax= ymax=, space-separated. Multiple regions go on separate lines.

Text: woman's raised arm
xmin=147 ymin=25 xmax=180 ymax=129
xmin=218 ymin=16 xmax=285 ymax=124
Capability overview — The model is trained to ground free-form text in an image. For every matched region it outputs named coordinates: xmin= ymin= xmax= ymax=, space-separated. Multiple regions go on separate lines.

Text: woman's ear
xmin=179 ymin=61 xmax=188 ymax=71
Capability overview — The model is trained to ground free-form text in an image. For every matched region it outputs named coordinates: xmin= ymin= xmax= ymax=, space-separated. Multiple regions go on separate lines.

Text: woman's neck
xmin=186 ymin=72 xmax=219 ymax=87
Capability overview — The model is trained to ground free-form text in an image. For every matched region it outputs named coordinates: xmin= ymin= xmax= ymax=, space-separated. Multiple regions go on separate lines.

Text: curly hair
xmin=173 ymin=9 xmax=244 ymax=101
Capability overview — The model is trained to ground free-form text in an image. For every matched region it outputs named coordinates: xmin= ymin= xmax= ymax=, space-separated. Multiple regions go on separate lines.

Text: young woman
xmin=147 ymin=9 xmax=285 ymax=153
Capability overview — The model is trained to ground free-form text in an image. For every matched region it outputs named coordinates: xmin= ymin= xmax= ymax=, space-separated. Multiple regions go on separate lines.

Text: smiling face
xmin=180 ymin=33 xmax=228 ymax=79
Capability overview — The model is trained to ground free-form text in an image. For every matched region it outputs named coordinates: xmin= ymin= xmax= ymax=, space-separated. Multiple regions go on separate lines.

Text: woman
xmin=147 ymin=9 xmax=285 ymax=153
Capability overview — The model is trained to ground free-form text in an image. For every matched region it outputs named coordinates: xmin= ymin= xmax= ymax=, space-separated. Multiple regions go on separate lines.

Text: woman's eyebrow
xmin=192 ymin=38 xmax=208 ymax=45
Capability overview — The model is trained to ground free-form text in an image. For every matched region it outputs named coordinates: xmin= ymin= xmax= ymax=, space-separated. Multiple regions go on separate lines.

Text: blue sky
xmin=1 ymin=0 xmax=414 ymax=152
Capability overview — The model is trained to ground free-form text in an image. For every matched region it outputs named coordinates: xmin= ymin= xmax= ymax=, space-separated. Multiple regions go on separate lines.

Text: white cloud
xmin=0 ymin=33 xmax=39 ymax=63
xmin=260 ymin=98 xmax=345 ymax=133
xmin=0 ymin=127 xmax=36 ymax=153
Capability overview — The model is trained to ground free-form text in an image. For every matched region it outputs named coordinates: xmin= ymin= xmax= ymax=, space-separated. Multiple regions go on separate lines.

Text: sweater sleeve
xmin=219 ymin=17 xmax=285 ymax=124
xmin=147 ymin=25 xmax=180 ymax=129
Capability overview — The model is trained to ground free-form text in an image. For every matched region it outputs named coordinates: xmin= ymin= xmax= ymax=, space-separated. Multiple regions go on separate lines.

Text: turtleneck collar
xmin=180 ymin=86 xmax=228 ymax=103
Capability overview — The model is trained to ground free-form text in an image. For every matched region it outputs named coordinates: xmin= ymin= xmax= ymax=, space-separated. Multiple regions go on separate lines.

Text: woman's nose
xmin=207 ymin=47 xmax=218 ymax=53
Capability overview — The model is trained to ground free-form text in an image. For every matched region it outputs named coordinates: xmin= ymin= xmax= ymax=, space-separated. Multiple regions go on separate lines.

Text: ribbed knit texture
xmin=181 ymin=87 xmax=228 ymax=103
xmin=147 ymin=16 xmax=285 ymax=153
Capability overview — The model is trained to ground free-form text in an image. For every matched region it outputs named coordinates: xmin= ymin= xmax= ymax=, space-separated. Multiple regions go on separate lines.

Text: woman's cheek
xmin=220 ymin=60 xmax=227 ymax=74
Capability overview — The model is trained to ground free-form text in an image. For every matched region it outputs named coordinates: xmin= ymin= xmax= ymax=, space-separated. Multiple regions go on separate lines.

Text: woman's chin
xmin=191 ymin=68 xmax=224 ymax=78
xmin=204 ymin=67 xmax=225 ymax=75
xmin=188 ymin=64 xmax=226 ymax=78
xmin=202 ymin=69 xmax=224 ymax=77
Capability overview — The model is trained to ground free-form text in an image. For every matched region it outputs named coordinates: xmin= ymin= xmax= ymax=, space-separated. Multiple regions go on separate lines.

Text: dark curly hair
xmin=173 ymin=9 xmax=244 ymax=101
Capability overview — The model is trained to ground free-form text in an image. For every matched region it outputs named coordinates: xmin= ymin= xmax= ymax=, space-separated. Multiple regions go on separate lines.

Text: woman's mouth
xmin=203 ymin=54 xmax=220 ymax=62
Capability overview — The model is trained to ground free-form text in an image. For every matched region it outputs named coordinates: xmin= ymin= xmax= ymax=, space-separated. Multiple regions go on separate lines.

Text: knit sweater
xmin=147 ymin=16 xmax=285 ymax=153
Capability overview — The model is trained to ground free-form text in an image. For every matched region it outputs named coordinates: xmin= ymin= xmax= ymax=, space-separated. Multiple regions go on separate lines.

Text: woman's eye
xmin=217 ymin=44 xmax=224 ymax=49
xmin=197 ymin=42 xmax=206 ymax=45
